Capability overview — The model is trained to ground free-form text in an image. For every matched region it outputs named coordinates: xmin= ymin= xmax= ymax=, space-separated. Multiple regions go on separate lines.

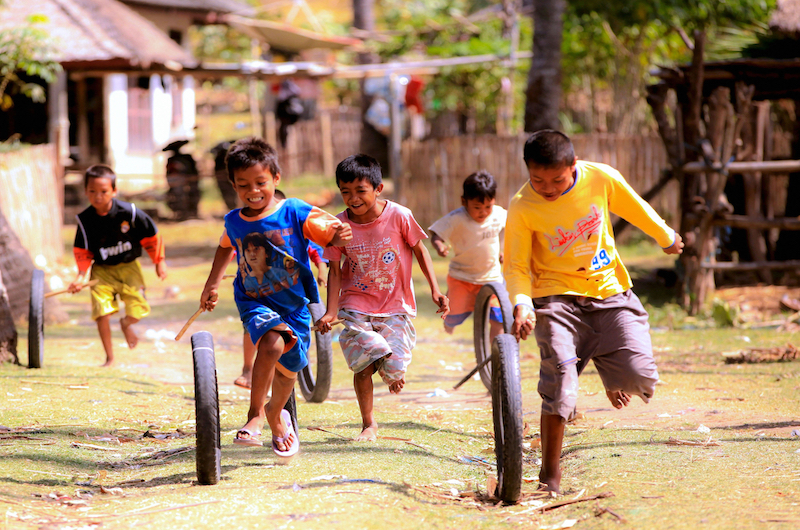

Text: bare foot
xmin=606 ymin=390 xmax=631 ymax=409
xmin=388 ymin=378 xmax=405 ymax=394
xmin=444 ymin=325 xmax=454 ymax=335
xmin=355 ymin=424 xmax=378 ymax=441
xmin=539 ymin=471 xmax=562 ymax=495
xmin=233 ymin=371 xmax=252 ymax=389
xmin=101 ymin=358 xmax=114 ymax=368
xmin=120 ymin=317 xmax=138 ymax=349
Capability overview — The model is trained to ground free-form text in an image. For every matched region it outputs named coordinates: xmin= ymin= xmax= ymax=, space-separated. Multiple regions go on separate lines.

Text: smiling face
xmin=85 ymin=176 xmax=117 ymax=215
xmin=527 ymin=161 xmax=577 ymax=202
xmin=338 ymin=178 xmax=385 ymax=223
xmin=233 ymin=163 xmax=281 ymax=215
xmin=462 ymin=197 xmax=495 ymax=224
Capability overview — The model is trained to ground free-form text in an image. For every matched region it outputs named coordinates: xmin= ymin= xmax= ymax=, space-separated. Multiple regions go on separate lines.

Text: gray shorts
xmin=533 ymin=290 xmax=659 ymax=419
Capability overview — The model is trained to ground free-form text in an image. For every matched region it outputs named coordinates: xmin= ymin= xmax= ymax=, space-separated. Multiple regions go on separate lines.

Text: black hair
xmin=523 ymin=130 xmax=576 ymax=169
xmin=84 ymin=164 xmax=117 ymax=189
xmin=462 ymin=170 xmax=497 ymax=202
xmin=242 ymin=232 xmax=270 ymax=253
xmin=335 ymin=154 xmax=382 ymax=189
xmin=225 ymin=137 xmax=281 ymax=183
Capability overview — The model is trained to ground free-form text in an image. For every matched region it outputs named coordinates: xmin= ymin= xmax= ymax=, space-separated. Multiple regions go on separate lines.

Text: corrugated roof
xmin=225 ymin=14 xmax=361 ymax=54
xmin=119 ymin=0 xmax=254 ymax=16
xmin=0 ymin=0 xmax=196 ymax=68
xmin=770 ymin=0 xmax=800 ymax=36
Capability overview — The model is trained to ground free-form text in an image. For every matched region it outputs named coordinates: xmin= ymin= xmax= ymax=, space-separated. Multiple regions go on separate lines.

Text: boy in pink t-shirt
xmin=318 ymin=154 xmax=449 ymax=441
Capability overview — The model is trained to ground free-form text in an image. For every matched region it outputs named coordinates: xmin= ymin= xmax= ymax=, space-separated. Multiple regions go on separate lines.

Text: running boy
xmin=317 ymin=154 xmax=449 ymax=441
xmin=233 ymin=189 xmax=330 ymax=390
xmin=505 ymin=130 xmax=683 ymax=493
xmin=200 ymin=137 xmax=351 ymax=455
xmin=68 ymin=164 xmax=167 ymax=367
xmin=428 ymin=170 xmax=506 ymax=337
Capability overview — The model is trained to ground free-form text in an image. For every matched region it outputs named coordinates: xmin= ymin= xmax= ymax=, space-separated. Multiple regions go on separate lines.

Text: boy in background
xmin=69 ymin=164 xmax=167 ymax=366
xmin=428 ymin=170 xmax=506 ymax=339
xmin=200 ymin=137 xmax=351 ymax=455
xmin=317 ymin=154 xmax=449 ymax=441
xmin=505 ymin=130 xmax=683 ymax=493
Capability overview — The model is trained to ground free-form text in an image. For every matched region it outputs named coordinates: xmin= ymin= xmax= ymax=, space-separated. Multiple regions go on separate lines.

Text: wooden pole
xmin=320 ymin=110 xmax=334 ymax=177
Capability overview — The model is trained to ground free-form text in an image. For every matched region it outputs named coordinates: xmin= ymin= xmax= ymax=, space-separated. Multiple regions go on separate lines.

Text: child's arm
xmin=317 ymin=260 xmax=342 ymax=333
xmin=315 ymin=262 xmax=328 ymax=287
xmin=412 ymin=240 xmax=449 ymax=317
xmin=328 ymin=222 xmax=352 ymax=247
xmin=200 ymin=245 xmax=235 ymax=311
xmin=429 ymin=231 xmax=449 ymax=257
xmin=141 ymin=229 xmax=167 ymax=280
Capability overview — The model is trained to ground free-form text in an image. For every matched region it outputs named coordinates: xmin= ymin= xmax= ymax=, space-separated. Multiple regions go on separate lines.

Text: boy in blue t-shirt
xmin=200 ymin=137 xmax=351 ymax=456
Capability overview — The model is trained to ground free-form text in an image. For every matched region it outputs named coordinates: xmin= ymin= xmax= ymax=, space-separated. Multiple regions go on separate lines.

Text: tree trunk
xmin=0 ymin=208 xmax=65 ymax=328
xmin=524 ymin=0 xmax=565 ymax=132
xmin=0 ymin=268 xmax=17 ymax=364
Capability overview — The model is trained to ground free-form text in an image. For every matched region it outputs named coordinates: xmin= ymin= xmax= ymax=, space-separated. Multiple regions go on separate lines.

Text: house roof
xmin=224 ymin=14 xmax=361 ymax=55
xmin=0 ymin=0 xmax=196 ymax=70
xmin=119 ymin=0 xmax=254 ymax=16
xmin=770 ymin=0 xmax=800 ymax=36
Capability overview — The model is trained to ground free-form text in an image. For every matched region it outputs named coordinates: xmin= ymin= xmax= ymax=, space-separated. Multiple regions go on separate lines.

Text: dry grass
xmin=3 ymin=218 xmax=800 ymax=529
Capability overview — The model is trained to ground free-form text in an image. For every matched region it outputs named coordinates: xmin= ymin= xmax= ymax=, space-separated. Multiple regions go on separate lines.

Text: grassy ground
xmin=3 ymin=203 xmax=800 ymax=529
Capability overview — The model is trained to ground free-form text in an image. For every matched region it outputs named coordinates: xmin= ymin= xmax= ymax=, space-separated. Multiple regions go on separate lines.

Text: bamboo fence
xmin=399 ymin=133 xmax=677 ymax=231
xmin=0 ymin=144 xmax=63 ymax=265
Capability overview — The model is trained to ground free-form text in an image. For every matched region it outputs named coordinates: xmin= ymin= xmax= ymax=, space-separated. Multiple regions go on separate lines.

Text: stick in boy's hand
xmin=175 ymin=307 xmax=204 ymax=341
xmin=433 ymin=293 xmax=450 ymax=319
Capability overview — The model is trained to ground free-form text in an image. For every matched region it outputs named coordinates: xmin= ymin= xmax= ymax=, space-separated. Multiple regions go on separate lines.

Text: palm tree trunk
xmin=524 ymin=0 xmax=565 ymax=132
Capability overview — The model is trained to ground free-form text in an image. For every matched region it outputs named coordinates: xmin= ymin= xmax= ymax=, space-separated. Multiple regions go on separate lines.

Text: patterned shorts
xmin=337 ymin=309 xmax=416 ymax=385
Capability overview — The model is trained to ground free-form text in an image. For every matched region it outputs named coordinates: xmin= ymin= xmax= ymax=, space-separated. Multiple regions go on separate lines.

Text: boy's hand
xmin=200 ymin=289 xmax=219 ymax=312
xmin=67 ymin=280 xmax=83 ymax=294
xmin=330 ymin=222 xmax=353 ymax=247
xmin=512 ymin=304 xmax=536 ymax=341
xmin=663 ymin=233 xmax=684 ymax=255
xmin=315 ymin=312 xmax=337 ymax=334
xmin=433 ymin=241 xmax=449 ymax=258
xmin=432 ymin=291 xmax=450 ymax=318
xmin=155 ymin=261 xmax=168 ymax=280
xmin=316 ymin=263 xmax=328 ymax=288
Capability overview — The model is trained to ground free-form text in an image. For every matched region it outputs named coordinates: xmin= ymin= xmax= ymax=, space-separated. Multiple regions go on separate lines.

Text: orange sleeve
xmin=219 ymin=229 xmax=233 ymax=248
xmin=302 ymin=207 xmax=341 ymax=247
xmin=141 ymin=233 xmax=165 ymax=264
xmin=73 ymin=248 xmax=94 ymax=273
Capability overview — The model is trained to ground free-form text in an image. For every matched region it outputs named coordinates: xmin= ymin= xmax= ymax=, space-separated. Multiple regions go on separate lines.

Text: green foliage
xmin=0 ymin=14 xmax=61 ymax=111
xmin=335 ymin=0 xmax=533 ymax=134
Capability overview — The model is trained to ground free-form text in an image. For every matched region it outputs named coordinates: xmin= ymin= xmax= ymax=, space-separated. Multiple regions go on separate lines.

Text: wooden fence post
xmin=320 ymin=111 xmax=334 ymax=177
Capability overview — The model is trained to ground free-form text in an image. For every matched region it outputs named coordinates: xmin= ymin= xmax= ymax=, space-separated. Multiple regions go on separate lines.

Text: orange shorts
xmin=444 ymin=275 xmax=501 ymax=328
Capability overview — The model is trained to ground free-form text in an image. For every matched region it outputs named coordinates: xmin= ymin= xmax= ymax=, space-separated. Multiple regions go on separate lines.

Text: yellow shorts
xmin=90 ymin=261 xmax=150 ymax=321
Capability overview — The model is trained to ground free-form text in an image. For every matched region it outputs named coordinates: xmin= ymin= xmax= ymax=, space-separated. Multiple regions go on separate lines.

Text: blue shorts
xmin=238 ymin=303 xmax=311 ymax=373
xmin=444 ymin=307 xmax=503 ymax=327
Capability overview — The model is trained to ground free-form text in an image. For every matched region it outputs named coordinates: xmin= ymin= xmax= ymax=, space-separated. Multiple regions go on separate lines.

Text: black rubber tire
xmin=491 ymin=334 xmax=524 ymax=504
xmin=473 ymin=282 xmax=513 ymax=392
xmin=283 ymin=388 xmax=299 ymax=443
xmin=191 ymin=331 xmax=221 ymax=485
xmin=28 ymin=269 xmax=45 ymax=369
xmin=298 ymin=303 xmax=333 ymax=403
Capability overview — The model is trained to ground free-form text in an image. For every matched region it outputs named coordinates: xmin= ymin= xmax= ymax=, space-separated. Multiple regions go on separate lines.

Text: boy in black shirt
xmin=68 ymin=165 xmax=167 ymax=366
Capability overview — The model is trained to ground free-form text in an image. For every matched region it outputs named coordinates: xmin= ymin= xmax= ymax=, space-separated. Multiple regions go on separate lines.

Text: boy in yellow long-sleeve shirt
xmin=504 ymin=130 xmax=683 ymax=494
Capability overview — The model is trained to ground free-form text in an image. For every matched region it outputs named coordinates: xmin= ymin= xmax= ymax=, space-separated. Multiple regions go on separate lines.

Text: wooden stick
xmin=222 ymin=274 xmax=236 ymax=279
xmin=452 ymin=356 xmax=491 ymax=390
xmin=175 ymin=308 xmax=204 ymax=341
xmin=310 ymin=319 xmax=343 ymax=332
xmin=45 ymin=280 xmax=98 ymax=298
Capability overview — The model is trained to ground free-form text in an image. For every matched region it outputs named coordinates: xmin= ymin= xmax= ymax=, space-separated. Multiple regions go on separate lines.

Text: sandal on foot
xmin=233 ymin=428 xmax=262 ymax=446
xmin=272 ymin=409 xmax=299 ymax=459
